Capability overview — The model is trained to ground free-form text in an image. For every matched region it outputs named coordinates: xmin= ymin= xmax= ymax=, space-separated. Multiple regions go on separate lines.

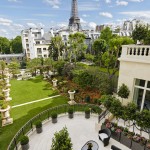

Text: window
xmin=26 ymin=39 xmax=28 ymax=42
xmin=44 ymin=54 xmax=47 ymax=58
xmin=36 ymin=41 xmax=40 ymax=44
xmin=43 ymin=48 xmax=46 ymax=51
xmin=133 ymin=79 xmax=150 ymax=111
xmin=37 ymin=48 xmax=42 ymax=53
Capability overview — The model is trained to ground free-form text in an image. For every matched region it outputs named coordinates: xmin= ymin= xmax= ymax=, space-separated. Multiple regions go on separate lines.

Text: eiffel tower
xmin=68 ymin=0 xmax=82 ymax=31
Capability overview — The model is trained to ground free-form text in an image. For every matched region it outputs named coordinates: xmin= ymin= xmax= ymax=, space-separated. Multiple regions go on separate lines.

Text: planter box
xmin=120 ymin=133 xmax=132 ymax=149
xmin=52 ymin=118 xmax=57 ymax=123
xmin=68 ymin=113 xmax=74 ymax=119
xmin=101 ymin=124 xmax=106 ymax=130
xmin=85 ymin=113 xmax=90 ymax=119
xmin=145 ymin=146 xmax=150 ymax=150
xmin=111 ymin=131 xmax=121 ymax=142
xmin=36 ymin=127 xmax=42 ymax=133
xmin=131 ymin=140 xmax=145 ymax=150
xmin=21 ymin=143 xmax=29 ymax=150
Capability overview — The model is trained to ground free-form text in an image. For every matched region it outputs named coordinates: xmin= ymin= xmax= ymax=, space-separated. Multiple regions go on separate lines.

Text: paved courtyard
xmin=26 ymin=113 xmax=131 ymax=150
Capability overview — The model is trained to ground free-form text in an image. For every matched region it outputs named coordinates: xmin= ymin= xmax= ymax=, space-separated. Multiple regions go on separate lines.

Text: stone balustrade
xmin=120 ymin=45 xmax=150 ymax=63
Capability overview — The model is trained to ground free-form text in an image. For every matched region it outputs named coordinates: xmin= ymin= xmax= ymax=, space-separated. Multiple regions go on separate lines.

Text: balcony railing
xmin=7 ymin=104 xmax=102 ymax=150
xmin=120 ymin=45 xmax=150 ymax=62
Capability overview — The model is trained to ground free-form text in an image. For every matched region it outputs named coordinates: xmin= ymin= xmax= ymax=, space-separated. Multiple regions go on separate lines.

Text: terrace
xmin=16 ymin=113 xmax=130 ymax=150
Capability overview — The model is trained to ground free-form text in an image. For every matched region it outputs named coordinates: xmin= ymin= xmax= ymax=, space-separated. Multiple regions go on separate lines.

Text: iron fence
xmin=7 ymin=104 xmax=102 ymax=150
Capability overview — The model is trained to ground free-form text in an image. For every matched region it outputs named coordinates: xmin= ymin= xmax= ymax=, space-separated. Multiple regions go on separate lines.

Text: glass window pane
xmin=144 ymin=90 xmax=150 ymax=110
xmin=133 ymin=88 xmax=144 ymax=110
xmin=135 ymin=79 xmax=145 ymax=87
xmin=147 ymin=81 xmax=150 ymax=88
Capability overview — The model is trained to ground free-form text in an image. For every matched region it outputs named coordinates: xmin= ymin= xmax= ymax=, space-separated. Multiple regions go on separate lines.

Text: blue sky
xmin=0 ymin=0 xmax=149 ymax=38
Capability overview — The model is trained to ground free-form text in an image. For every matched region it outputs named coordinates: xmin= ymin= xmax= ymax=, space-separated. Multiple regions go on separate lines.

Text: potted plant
xmin=51 ymin=112 xmax=57 ymax=123
xmin=68 ymin=107 xmax=74 ymax=119
xmin=85 ymin=107 xmax=90 ymax=119
xmin=35 ymin=120 xmax=42 ymax=133
xmin=87 ymin=142 xmax=93 ymax=150
xmin=20 ymin=135 xmax=29 ymax=150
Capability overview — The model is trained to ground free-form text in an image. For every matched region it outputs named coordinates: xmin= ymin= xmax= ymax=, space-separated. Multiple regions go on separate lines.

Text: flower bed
xmin=102 ymin=119 xmax=150 ymax=150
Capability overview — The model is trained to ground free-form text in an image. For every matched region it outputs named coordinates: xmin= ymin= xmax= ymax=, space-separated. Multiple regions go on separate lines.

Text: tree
xmin=102 ymin=37 xmax=134 ymax=79
xmin=50 ymin=127 xmax=73 ymax=150
xmin=144 ymin=29 xmax=150 ymax=45
xmin=0 ymin=60 xmax=6 ymax=78
xmin=49 ymin=36 xmax=64 ymax=60
xmin=8 ymin=59 xmax=20 ymax=77
xmin=92 ymin=39 xmax=107 ymax=66
xmin=132 ymin=24 xmax=148 ymax=43
xmin=27 ymin=58 xmax=42 ymax=76
xmin=11 ymin=36 xmax=23 ymax=53
xmin=68 ymin=32 xmax=87 ymax=63
xmin=84 ymin=53 xmax=94 ymax=62
xmin=100 ymin=27 xmax=113 ymax=43
xmin=117 ymin=83 xmax=130 ymax=103
xmin=43 ymin=57 xmax=53 ymax=73
xmin=0 ymin=37 xmax=10 ymax=54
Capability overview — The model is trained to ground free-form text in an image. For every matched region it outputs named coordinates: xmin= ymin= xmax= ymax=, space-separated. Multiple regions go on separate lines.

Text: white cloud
xmin=78 ymin=2 xmax=100 ymax=11
xmin=8 ymin=0 xmax=21 ymax=2
xmin=120 ymin=11 xmax=150 ymax=19
xmin=88 ymin=22 xmax=97 ymax=29
xmin=116 ymin=0 xmax=128 ymax=6
xmin=13 ymin=23 xmax=24 ymax=28
xmin=82 ymin=14 xmax=90 ymax=17
xmin=0 ymin=18 xmax=12 ymax=26
xmin=80 ymin=18 xmax=87 ymax=24
xmin=43 ymin=0 xmax=60 ymax=8
xmin=105 ymin=0 xmax=111 ymax=3
xmin=128 ymin=0 xmax=143 ymax=2
xmin=33 ymin=14 xmax=55 ymax=17
xmin=26 ymin=23 xmax=37 ymax=28
xmin=99 ymin=12 xmax=113 ymax=18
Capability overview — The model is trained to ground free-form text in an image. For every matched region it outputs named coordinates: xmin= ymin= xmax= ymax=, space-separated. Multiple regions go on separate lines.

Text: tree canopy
xmin=50 ymin=127 xmax=73 ymax=150
xmin=11 ymin=36 xmax=23 ymax=53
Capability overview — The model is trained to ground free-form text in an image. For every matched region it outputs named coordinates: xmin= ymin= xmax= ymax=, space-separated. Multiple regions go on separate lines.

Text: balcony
xmin=119 ymin=45 xmax=150 ymax=64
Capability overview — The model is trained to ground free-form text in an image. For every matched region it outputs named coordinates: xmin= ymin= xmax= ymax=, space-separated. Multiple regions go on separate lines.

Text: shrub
xmin=20 ymin=135 xmax=29 ymax=145
xmin=68 ymin=108 xmax=73 ymax=114
xmin=51 ymin=112 xmax=57 ymax=119
xmin=85 ymin=107 xmax=90 ymax=114
xmin=50 ymin=127 xmax=72 ymax=150
xmin=35 ymin=120 xmax=42 ymax=128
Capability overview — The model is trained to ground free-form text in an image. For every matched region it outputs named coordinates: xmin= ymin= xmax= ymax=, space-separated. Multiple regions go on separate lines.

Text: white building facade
xmin=118 ymin=44 xmax=150 ymax=111
xmin=21 ymin=28 xmax=52 ymax=59
xmin=21 ymin=28 xmax=100 ymax=59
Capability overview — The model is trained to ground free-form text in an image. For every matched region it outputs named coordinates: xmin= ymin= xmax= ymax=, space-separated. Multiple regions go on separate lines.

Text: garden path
xmin=11 ymin=95 xmax=60 ymax=108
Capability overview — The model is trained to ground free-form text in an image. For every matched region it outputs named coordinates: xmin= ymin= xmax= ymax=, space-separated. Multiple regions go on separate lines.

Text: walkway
xmin=12 ymin=95 xmax=60 ymax=108
xmin=23 ymin=114 xmax=130 ymax=150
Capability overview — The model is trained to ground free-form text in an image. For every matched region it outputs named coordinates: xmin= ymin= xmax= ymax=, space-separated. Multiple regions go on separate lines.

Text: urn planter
xmin=68 ymin=90 xmax=76 ymax=105
xmin=52 ymin=79 xmax=58 ymax=87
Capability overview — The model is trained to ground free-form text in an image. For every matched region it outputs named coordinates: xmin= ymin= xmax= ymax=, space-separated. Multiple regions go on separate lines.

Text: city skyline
xmin=0 ymin=0 xmax=149 ymax=38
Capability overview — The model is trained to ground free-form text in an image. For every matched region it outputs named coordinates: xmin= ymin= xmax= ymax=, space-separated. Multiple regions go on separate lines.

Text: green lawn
xmin=10 ymin=76 xmax=58 ymax=106
xmin=0 ymin=76 xmax=68 ymax=150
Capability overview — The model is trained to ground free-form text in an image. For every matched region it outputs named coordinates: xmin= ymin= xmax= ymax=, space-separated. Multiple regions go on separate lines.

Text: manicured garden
xmin=0 ymin=76 xmax=68 ymax=150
